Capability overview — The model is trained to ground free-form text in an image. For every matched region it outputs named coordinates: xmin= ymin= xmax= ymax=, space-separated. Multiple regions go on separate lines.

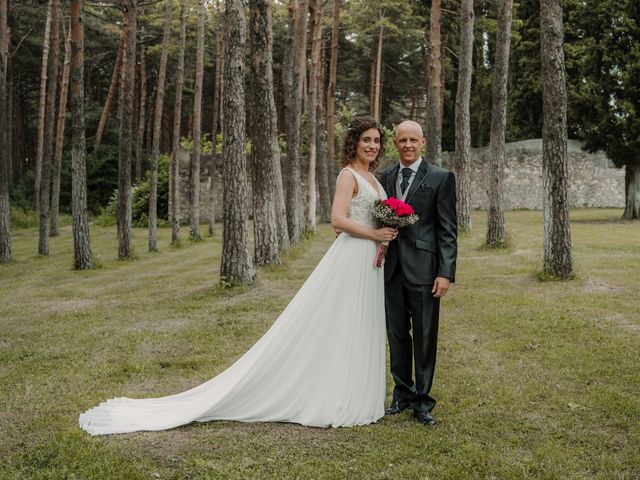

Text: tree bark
xmin=170 ymin=0 xmax=187 ymax=245
xmin=426 ymin=0 xmax=442 ymax=166
xmin=306 ymin=0 xmax=324 ymax=230
xmin=208 ymin=0 xmax=223 ymax=237
xmin=220 ymin=0 xmax=255 ymax=285
xmin=190 ymin=0 xmax=205 ymax=242
xmin=454 ymin=0 xmax=474 ymax=233
xmin=50 ymin=12 xmax=71 ymax=237
xmin=148 ymin=0 xmax=172 ymax=252
xmin=0 ymin=0 xmax=10 ymax=262
xmin=34 ymin=1 xmax=52 ymax=210
xmin=117 ymin=0 xmax=136 ymax=259
xmin=326 ymin=0 xmax=339 ymax=193
xmin=281 ymin=0 xmax=308 ymax=245
xmin=6 ymin=43 xmax=11 ymax=189
xmin=623 ymin=165 xmax=640 ymax=220
xmin=95 ymin=32 xmax=124 ymax=149
xmin=372 ymin=20 xmax=384 ymax=122
xmin=38 ymin=0 xmax=60 ymax=256
xmin=316 ymin=29 xmax=332 ymax=224
xmin=135 ymin=27 xmax=146 ymax=182
xmin=70 ymin=0 xmax=92 ymax=269
xmin=486 ymin=0 xmax=512 ymax=248
xmin=541 ymin=0 xmax=573 ymax=278
xmin=250 ymin=0 xmax=282 ymax=265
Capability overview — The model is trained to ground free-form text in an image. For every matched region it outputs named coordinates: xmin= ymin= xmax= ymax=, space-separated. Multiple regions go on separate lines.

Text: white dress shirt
xmin=396 ymin=157 xmax=423 ymax=201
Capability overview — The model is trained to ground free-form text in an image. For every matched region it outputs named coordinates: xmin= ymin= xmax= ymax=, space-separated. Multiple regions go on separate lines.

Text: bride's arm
xmin=331 ymin=171 xmax=396 ymax=242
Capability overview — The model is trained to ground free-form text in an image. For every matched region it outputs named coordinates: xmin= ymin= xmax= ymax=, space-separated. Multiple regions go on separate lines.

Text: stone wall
xmin=441 ymin=139 xmax=625 ymax=209
xmin=176 ymin=149 xmax=219 ymax=224
xmin=176 ymin=139 xmax=625 ymax=222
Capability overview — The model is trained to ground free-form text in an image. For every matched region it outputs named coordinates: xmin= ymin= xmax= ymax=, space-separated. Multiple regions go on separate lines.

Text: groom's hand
xmin=432 ymin=277 xmax=451 ymax=298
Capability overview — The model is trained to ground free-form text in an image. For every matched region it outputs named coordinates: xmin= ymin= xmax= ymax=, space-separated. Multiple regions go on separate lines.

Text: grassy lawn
xmin=1 ymin=209 xmax=639 ymax=479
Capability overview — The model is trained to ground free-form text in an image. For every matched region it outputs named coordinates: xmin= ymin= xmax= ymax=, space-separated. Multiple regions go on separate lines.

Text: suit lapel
xmin=405 ymin=159 xmax=431 ymax=204
xmin=386 ymin=164 xmax=399 ymax=199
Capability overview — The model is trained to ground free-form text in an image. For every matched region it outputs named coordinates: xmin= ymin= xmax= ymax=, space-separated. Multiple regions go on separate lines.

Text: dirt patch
xmin=571 ymin=219 xmax=634 ymax=225
xmin=604 ymin=313 xmax=640 ymax=333
xmin=42 ymin=298 xmax=98 ymax=315
xmin=512 ymin=249 xmax=535 ymax=257
xmin=583 ymin=277 xmax=626 ymax=294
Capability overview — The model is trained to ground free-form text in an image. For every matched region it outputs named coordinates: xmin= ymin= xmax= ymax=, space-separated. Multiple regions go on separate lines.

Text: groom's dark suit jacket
xmin=380 ymin=159 xmax=457 ymax=285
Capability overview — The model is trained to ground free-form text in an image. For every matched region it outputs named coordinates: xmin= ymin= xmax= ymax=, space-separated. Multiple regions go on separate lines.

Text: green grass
xmin=1 ymin=209 xmax=639 ymax=479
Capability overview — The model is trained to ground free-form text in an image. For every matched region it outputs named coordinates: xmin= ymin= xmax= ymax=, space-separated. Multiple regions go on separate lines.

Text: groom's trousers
xmin=385 ymin=264 xmax=440 ymax=413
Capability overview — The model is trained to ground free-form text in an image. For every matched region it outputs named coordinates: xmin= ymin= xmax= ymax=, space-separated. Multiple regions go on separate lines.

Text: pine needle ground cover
xmin=1 ymin=209 xmax=638 ymax=479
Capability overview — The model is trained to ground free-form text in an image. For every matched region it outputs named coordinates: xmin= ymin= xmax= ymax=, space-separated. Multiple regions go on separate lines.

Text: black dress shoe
xmin=385 ymin=402 xmax=410 ymax=415
xmin=414 ymin=411 xmax=436 ymax=426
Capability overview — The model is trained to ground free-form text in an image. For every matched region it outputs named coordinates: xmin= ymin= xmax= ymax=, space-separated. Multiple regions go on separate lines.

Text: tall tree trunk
xmin=372 ymin=20 xmax=384 ymax=122
xmin=541 ymin=0 xmax=573 ymax=278
xmin=282 ymin=0 xmax=308 ymax=245
xmin=369 ymin=56 xmax=377 ymax=115
xmin=623 ymin=165 xmax=640 ymax=220
xmin=220 ymin=0 xmax=255 ymax=285
xmin=34 ymin=1 xmax=52 ymax=210
xmin=0 ymin=0 xmax=10 ymax=262
xmin=326 ymin=0 xmax=339 ymax=193
xmin=208 ymin=0 xmax=223 ymax=237
xmin=426 ymin=0 xmax=442 ymax=166
xmin=485 ymin=0 xmax=512 ymax=248
xmin=11 ymin=67 xmax=21 ymax=186
xmin=190 ymin=0 xmax=205 ymax=241
xmin=135 ymin=27 xmax=146 ymax=182
xmin=6 ymin=45 xmax=11 ymax=190
xmin=250 ymin=0 xmax=282 ymax=265
xmin=145 ymin=85 xmax=154 ymax=152
xmin=148 ymin=0 xmax=172 ymax=252
xmin=38 ymin=0 xmax=60 ymax=256
xmin=170 ymin=0 xmax=187 ymax=245
xmin=95 ymin=33 xmax=124 ymax=149
xmin=117 ymin=0 xmax=136 ymax=259
xmin=455 ymin=0 xmax=474 ymax=233
xmin=50 ymin=13 xmax=71 ymax=237
xmin=306 ymin=0 xmax=324 ymax=230
xmin=70 ymin=0 xmax=92 ymax=269
xmin=214 ymin=15 xmax=226 ymax=230
xmin=316 ymin=29 xmax=331 ymax=223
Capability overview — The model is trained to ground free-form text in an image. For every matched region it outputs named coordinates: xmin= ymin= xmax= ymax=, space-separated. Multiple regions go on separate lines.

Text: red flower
xmin=383 ymin=197 xmax=415 ymax=216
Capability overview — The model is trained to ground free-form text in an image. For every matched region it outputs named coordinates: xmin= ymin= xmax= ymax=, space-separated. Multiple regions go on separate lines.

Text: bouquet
xmin=371 ymin=197 xmax=419 ymax=268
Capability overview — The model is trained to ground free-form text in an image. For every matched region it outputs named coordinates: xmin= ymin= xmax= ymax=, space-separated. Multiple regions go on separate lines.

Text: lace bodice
xmin=340 ymin=167 xmax=387 ymax=228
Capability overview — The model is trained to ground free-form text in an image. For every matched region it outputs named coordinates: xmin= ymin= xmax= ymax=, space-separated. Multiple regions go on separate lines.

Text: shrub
xmin=10 ymin=207 xmax=38 ymax=228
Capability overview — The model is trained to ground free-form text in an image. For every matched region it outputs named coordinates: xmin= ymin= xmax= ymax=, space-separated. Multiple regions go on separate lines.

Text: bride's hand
xmin=373 ymin=227 xmax=397 ymax=242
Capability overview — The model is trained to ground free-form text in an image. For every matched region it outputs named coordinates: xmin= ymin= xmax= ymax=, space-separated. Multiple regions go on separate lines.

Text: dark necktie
xmin=400 ymin=167 xmax=413 ymax=194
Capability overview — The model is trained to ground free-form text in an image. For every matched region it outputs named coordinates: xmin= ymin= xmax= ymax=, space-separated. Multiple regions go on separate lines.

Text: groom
xmin=380 ymin=120 xmax=457 ymax=426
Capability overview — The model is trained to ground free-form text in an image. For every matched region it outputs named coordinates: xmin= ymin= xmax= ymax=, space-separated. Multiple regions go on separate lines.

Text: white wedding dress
xmin=79 ymin=168 xmax=387 ymax=435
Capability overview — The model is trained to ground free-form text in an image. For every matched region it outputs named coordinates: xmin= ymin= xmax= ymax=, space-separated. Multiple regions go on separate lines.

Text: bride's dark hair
xmin=339 ymin=116 xmax=386 ymax=172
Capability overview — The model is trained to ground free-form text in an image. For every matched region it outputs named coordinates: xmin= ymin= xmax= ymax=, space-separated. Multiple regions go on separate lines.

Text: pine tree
xmin=189 ymin=0 xmax=205 ymax=242
xmin=541 ymin=0 xmax=573 ymax=278
xmin=169 ymin=0 xmax=187 ymax=245
xmin=455 ymin=0 xmax=474 ymax=233
xmin=148 ymin=0 xmax=173 ymax=252
xmin=50 ymin=11 xmax=71 ymax=237
xmin=220 ymin=0 xmax=255 ymax=285
xmin=486 ymin=0 xmax=512 ymax=248
xmin=0 ymin=0 xmax=10 ymax=262
xmin=70 ymin=0 xmax=92 ymax=270
xmin=117 ymin=0 xmax=137 ymax=259
xmin=282 ymin=0 xmax=308 ymax=245
xmin=38 ymin=0 xmax=60 ymax=256
xmin=249 ymin=0 xmax=283 ymax=265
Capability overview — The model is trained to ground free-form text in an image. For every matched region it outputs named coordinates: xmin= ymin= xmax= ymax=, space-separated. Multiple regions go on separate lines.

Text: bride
xmin=79 ymin=116 xmax=398 ymax=435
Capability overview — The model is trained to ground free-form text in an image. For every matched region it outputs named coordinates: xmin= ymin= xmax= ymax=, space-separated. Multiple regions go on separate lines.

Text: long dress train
xmin=79 ymin=168 xmax=387 ymax=435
